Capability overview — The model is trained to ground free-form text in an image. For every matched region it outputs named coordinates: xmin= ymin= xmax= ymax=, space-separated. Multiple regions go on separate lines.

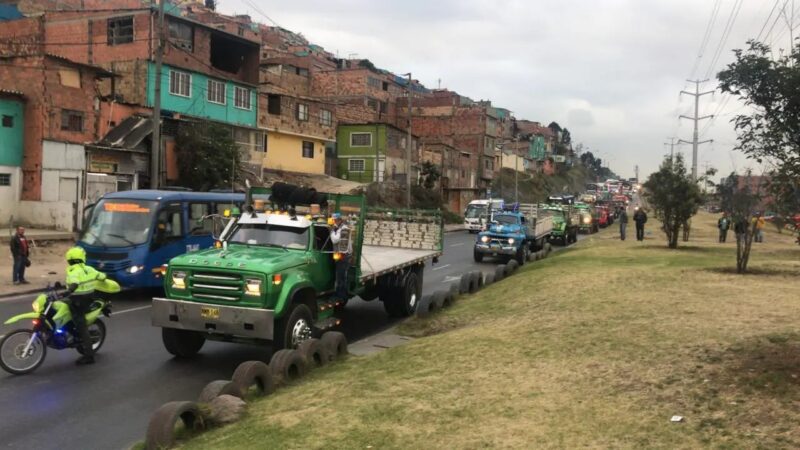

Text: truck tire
xmin=473 ymin=249 xmax=484 ymax=263
xmin=383 ymin=270 xmax=422 ymax=318
xmin=415 ymin=295 xmax=436 ymax=318
xmin=198 ymin=380 xmax=243 ymax=403
xmin=483 ymin=272 xmax=495 ymax=286
xmin=494 ymin=265 xmax=506 ymax=282
xmin=470 ymin=270 xmax=484 ymax=290
xmin=145 ymin=401 xmax=205 ymax=450
xmin=162 ymin=328 xmax=205 ymax=358
xmin=459 ymin=273 xmax=471 ymax=295
xmin=320 ymin=331 xmax=348 ymax=360
xmin=273 ymin=303 xmax=314 ymax=351
xmin=270 ymin=349 xmax=307 ymax=384
xmin=506 ymin=259 xmax=518 ymax=275
xmin=297 ymin=338 xmax=330 ymax=368
xmin=231 ymin=360 xmax=274 ymax=398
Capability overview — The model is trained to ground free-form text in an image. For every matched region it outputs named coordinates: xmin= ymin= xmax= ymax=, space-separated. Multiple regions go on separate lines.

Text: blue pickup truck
xmin=473 ymin=203 xmax=553 ymax=265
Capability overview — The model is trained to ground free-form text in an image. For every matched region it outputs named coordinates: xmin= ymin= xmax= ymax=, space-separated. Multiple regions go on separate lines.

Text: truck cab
xmin=464 ymin=199 xmax=504 ymax=232
xmin=473 ymin=204 xmax=552 ymax=264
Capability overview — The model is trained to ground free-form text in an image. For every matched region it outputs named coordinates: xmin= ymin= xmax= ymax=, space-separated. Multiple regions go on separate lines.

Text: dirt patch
xmin=705 ymin=266 xmax=800 ymax=277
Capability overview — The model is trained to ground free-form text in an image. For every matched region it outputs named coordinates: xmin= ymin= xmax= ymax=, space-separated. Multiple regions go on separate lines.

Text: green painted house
xmin=0 ymin=95 xmax=24 ymax=167
xmin=336 ymin=123 xmax=419 ymax=183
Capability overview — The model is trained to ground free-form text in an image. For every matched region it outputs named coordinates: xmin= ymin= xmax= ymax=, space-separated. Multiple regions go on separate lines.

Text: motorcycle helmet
xmin=65 ymin=246 xmax=87 ymax=265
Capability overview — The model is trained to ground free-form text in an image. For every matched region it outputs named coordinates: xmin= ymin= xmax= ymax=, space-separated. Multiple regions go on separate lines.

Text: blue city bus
xmin=78 ymin=190 xmax=245 ymax=289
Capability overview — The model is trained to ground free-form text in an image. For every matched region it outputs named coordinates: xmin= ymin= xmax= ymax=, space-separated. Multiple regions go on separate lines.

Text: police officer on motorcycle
xmin=65 ymin=247 xmax=106 ymax=365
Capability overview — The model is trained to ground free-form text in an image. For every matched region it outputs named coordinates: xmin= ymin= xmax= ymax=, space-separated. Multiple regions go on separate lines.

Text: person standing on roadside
xmin=633 ymin=207 xmax=648 ymax=241
xmin=753 ymin=212 xmax=766 ymax=243
xmin=330 ymin=213 xmax=352 ymax=302
xmin=10 ymin=226 xmax=30 ymax=285
xmin=717 ymin=212 xmax=731 ymax=243
xmin=619 ymin=208 xmax=629 ymax=240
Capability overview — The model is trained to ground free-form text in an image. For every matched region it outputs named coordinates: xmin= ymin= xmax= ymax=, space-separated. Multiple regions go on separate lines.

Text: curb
xmin=0 ymin=287 xmax=46 ymax=300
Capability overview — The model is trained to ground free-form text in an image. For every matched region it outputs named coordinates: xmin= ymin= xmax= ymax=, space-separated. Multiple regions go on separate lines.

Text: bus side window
xmin=189 ymin=203 xmax=211 ymax=235
xmin=154 ymin=207 xmax=183 ymax=246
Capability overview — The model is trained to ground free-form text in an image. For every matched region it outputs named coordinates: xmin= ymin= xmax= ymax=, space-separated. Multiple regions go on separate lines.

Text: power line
xmin=689 ymin=0 xmax=722 ymax=80
xmin=240 ymin=0 xmax=280 ymax=27
xmin=703 ymin=0 xmax=744 ymax=80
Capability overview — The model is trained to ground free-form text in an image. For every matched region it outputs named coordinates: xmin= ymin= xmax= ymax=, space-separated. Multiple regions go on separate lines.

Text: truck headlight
xmin=480 ymin=236 xmax=489 ymax=243
xmin=583 ymin=217 xmax=591 ymax=224
xmin=245 ymin=278 xmax=262 ymax=296
xmin=172 ymin=271 xmax=187 ymax=289
xmin=126 ymin=265 xmax=144 ymax=274
xmin=507 ymin=238 xmax=515 ymax=245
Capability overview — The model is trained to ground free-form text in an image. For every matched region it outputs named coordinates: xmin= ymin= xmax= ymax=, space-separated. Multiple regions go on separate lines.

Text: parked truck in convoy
xmin=464 ymin=199 xmax=504 ymax=232
xmin=542 ymin=201 xmax=580 ymax=245
xmin=574 ymin=202 xmax=599 ymax=234
xmin=151 ymin=183 xmax=443 ymax=354
xmin=473 ymin=203 xmax=553 ymax=264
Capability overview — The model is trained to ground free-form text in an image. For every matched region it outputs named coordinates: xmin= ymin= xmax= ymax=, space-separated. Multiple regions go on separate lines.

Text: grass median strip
xmin=184 ymin=213 xmax=800 ymax=449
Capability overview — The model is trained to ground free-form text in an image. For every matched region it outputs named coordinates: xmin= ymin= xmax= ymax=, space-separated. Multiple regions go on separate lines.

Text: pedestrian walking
xmin=619 ymin=208 xmax=628 ymax=240
xmin=10 ymin=226 xmax=30 ymax=285
xmin=717 ymin=212 xmax=731 ymax=243
xmin=633 ymin=207 xmax=648 ymax=241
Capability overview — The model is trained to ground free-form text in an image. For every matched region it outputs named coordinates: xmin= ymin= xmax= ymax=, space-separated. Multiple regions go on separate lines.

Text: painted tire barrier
xmin=449 ymin=282 xmax=461 ymax=300
xmin=197 ymin=380 xmax=243 ymax=403
xmin=471 ymin=270 xmax=484 ymax=290
xmin=231 ymin=360 xmax=275 ymax=398
xmin=269 ymin=349 xmax=308 ymax=384
xmin=320 ymin=331 xmax=349 ymax=361
xmin=442 ymin=290 xmax=455 ymax=309
xmin=467 ymin=271 xmax=481 ymax=293
xmin=297 ymin=338 xmax=331 ymax=368
xmin=527 ymin=251 xmax=536 ymax=262
xmin=416 ymin=295 xmax=437 ymax=318
xmin=544 ymin=242 xmax=552 ymax=254
xmin=459 ymin=273 xmax=472 ymax=295
xmin=494 ymin=265 xmax=506 ymax=282
xmin=483 ymin=272 xmax=495 ymax=286
xmin=145 ymin=401 xmax=206 ymax=450
xmin=431 ymin=290 xmax=448 ymax=310
xmin=506 ymin=259 xmax=519 ymax=274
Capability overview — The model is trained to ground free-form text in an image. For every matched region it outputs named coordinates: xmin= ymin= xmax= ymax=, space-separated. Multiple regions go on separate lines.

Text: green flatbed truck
xmin=151 ymin=185 xmax=443 ymax=354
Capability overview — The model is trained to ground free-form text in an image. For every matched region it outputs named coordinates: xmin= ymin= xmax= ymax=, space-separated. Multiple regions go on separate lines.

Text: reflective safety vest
xmin=66 ymin=264 xmax=102 ymax=296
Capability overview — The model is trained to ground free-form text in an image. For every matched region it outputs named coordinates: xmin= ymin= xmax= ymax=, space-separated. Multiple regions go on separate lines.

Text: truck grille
xmin=487 ymin=236 xmax=512 ymax=245
xmin=189 ymin=271 xmax=243 ymax=301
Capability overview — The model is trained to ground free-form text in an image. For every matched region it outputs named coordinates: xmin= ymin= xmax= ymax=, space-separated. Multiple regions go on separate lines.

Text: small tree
xmin=643 ymin=154 xmax=703 ymax=249
xmin=175 ymin=121 xmax=242 ymax=191
xmin=419 ymin=161 xmax=441 ymax=190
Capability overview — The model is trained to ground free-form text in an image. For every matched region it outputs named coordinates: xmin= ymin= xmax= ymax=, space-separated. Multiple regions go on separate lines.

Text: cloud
xmin=219 ymin=0 xmax=772 ymax=178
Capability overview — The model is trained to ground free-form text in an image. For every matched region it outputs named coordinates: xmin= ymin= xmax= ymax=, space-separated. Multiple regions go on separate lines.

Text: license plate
xmin=200 ymin=307 xmax=220 ymax=319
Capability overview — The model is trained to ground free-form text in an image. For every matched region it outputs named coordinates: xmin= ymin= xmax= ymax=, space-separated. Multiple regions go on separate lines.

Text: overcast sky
xmin=219 ymin=0 xmax=795 ymax=180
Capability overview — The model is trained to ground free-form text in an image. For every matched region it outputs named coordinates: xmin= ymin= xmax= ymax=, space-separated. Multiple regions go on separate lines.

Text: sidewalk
xmin=0 ymin=228 xmax=75 ymax=244
xmin=444 ymin=224 xmax=464 ymax=233
xmin=0 ymin=240 xmax=73 ymax=298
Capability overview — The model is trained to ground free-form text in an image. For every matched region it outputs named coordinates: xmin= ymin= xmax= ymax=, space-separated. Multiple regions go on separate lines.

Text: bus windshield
xmin=80 ymin=199 xmax=158 ymax=248
xmin=229 ymin=224 xmax=309 ymax=250
xmin=465 ymin=205 xmax=487 ymax=219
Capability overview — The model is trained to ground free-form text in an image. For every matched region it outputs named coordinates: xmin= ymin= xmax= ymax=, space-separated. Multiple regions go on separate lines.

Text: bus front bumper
xmin=152 ymin=298 xmax=275 ymax=340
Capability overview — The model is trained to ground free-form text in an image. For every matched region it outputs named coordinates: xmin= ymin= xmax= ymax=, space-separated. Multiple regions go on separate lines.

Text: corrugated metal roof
xmin=0 ymin=89 xmax=25 ymax=98
xmin=92 ymin=115 xmax=152 ymax=151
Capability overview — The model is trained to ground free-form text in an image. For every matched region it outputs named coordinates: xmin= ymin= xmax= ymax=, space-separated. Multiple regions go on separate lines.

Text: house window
xmin=349 ymin=159 xmax=365 ymax=172
xmin=1 ymin=115 xmax=12 ymax=128
xmin=107 ymin=16 xmax=134 ymax=45
xmin=234 ymin=86 xmax=251 ymax=110
xmin=350 ymin=132 xmax=372 ymax=147
xmin=58 ymin=68 xmax=81 ymax=88
xmin=168 ymin=21 xmax=193 ymax=52
xmin=320 ymin=109 xmax=332 ymax=127
xmin=367 ymin=77 xmax=381 ymax=89
xmin=207 ymin=79 xmax=226 ymax=104
xmin=382 ymin=81 xmax=389 ymax=91
xmin=60 ymin=109 xmax=83 ymax=132
xmin=296 ymin=67 xmax=309 ymax=77
xmin=302 ymin=141 xmax=314 ymax=158
xmin=379 ymin=101 xmax=387 ymax=114
xmin=169 ymin=70 xmax=191 ymax=97
xmin=366 ymin=98 xmax=379 ymax=111
xmin=267 ymin=94 xmax=281 ymax=115
xmin=255 ymin=132 xmax=265 ymax=151
xmin=296 ymin=103 xmax=309 ymax=121
xmin=0 ymin=173 xmax=10 ymax=186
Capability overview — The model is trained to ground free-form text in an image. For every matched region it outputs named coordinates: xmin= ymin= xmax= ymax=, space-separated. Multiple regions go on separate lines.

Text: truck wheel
xmin=473 ymin=249 xmax=484 ymax=263
xmin=273 ymin=303 xmax=314 ymax=351
xmin=297 ymin=338 xmax=330 ymax=368
xmin=231 ymin=360 xmax=274 ymax=398
xmin=320 ymin=331 xmax=348 ymax=360
xmin=198 ymin=380 xmax=243 ymax=403
xmin=383 ymin=271 xmax=422 ymax=318
xmin=162 ymin=328 xmax=205 ymax=358
xmin=270 ymin=349 xmax=307 ymax=384
xmin=494 ymin=265 xmax=506 ymax=281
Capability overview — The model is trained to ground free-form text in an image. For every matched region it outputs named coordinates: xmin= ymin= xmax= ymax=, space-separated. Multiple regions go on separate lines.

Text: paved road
xmin=0 ymin=230 xmax=587 ymax=450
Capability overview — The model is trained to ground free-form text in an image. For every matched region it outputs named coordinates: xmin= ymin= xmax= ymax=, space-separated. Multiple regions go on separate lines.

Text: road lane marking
xmin=449 ymin=243 xmax=465 ymax=247
xmin=442 ymin=275 xmax=461 ymax=284
xmin=115 ymin=305 xmax=152 ymax=315
xmin=432 ymin=264 xmax=451 ymax=271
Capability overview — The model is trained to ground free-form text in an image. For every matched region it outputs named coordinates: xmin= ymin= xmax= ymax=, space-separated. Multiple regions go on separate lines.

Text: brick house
xmin=336 ymin=123 xmax=419 ymax=184
xmin=420 ymin=140 xmax=480 ymax=213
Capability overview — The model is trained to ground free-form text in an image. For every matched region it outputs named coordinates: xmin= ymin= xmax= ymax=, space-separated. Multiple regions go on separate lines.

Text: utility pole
xmin=664 ymin=137 xmax=679 ymax=159
xmin=514 ymin=149 xmax=519 ymax=203
xmin=149 ymin=0 xmax=166 ymax=189
xmin=679 ymin=80 xmax=714 ymax=181
xmin=405 ymin=73 xmax=412 ymax=209
xmin=634 ymin=165 xmax=639 ymax=182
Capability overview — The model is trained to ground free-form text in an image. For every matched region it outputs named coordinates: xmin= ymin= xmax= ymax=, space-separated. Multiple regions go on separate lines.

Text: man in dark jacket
xmin=619 ymin=208 xmax=628 ymax=240
xmin=633 ymin=207 xmax=648 ymax=241
xmin=10 ymin=226 xmax=30 ymax=285
xmin=717 ymin=212 xmax=731 ymax=243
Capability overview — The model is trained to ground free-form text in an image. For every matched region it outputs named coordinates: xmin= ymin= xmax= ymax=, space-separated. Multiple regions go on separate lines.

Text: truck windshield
xmin=494 ymin=215 xmax=518 ymax=225
xmin=80 ymin=199 xmax=158 ymax=248
xmin=229 ymin=224 xmax=309 ymax=250
xmin=465 ymin=205 xmax=486 ymax=219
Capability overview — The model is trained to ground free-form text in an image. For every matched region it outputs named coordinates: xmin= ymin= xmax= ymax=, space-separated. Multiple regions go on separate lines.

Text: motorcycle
xmin=0 ymin=279 xmax=119 ymax=375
